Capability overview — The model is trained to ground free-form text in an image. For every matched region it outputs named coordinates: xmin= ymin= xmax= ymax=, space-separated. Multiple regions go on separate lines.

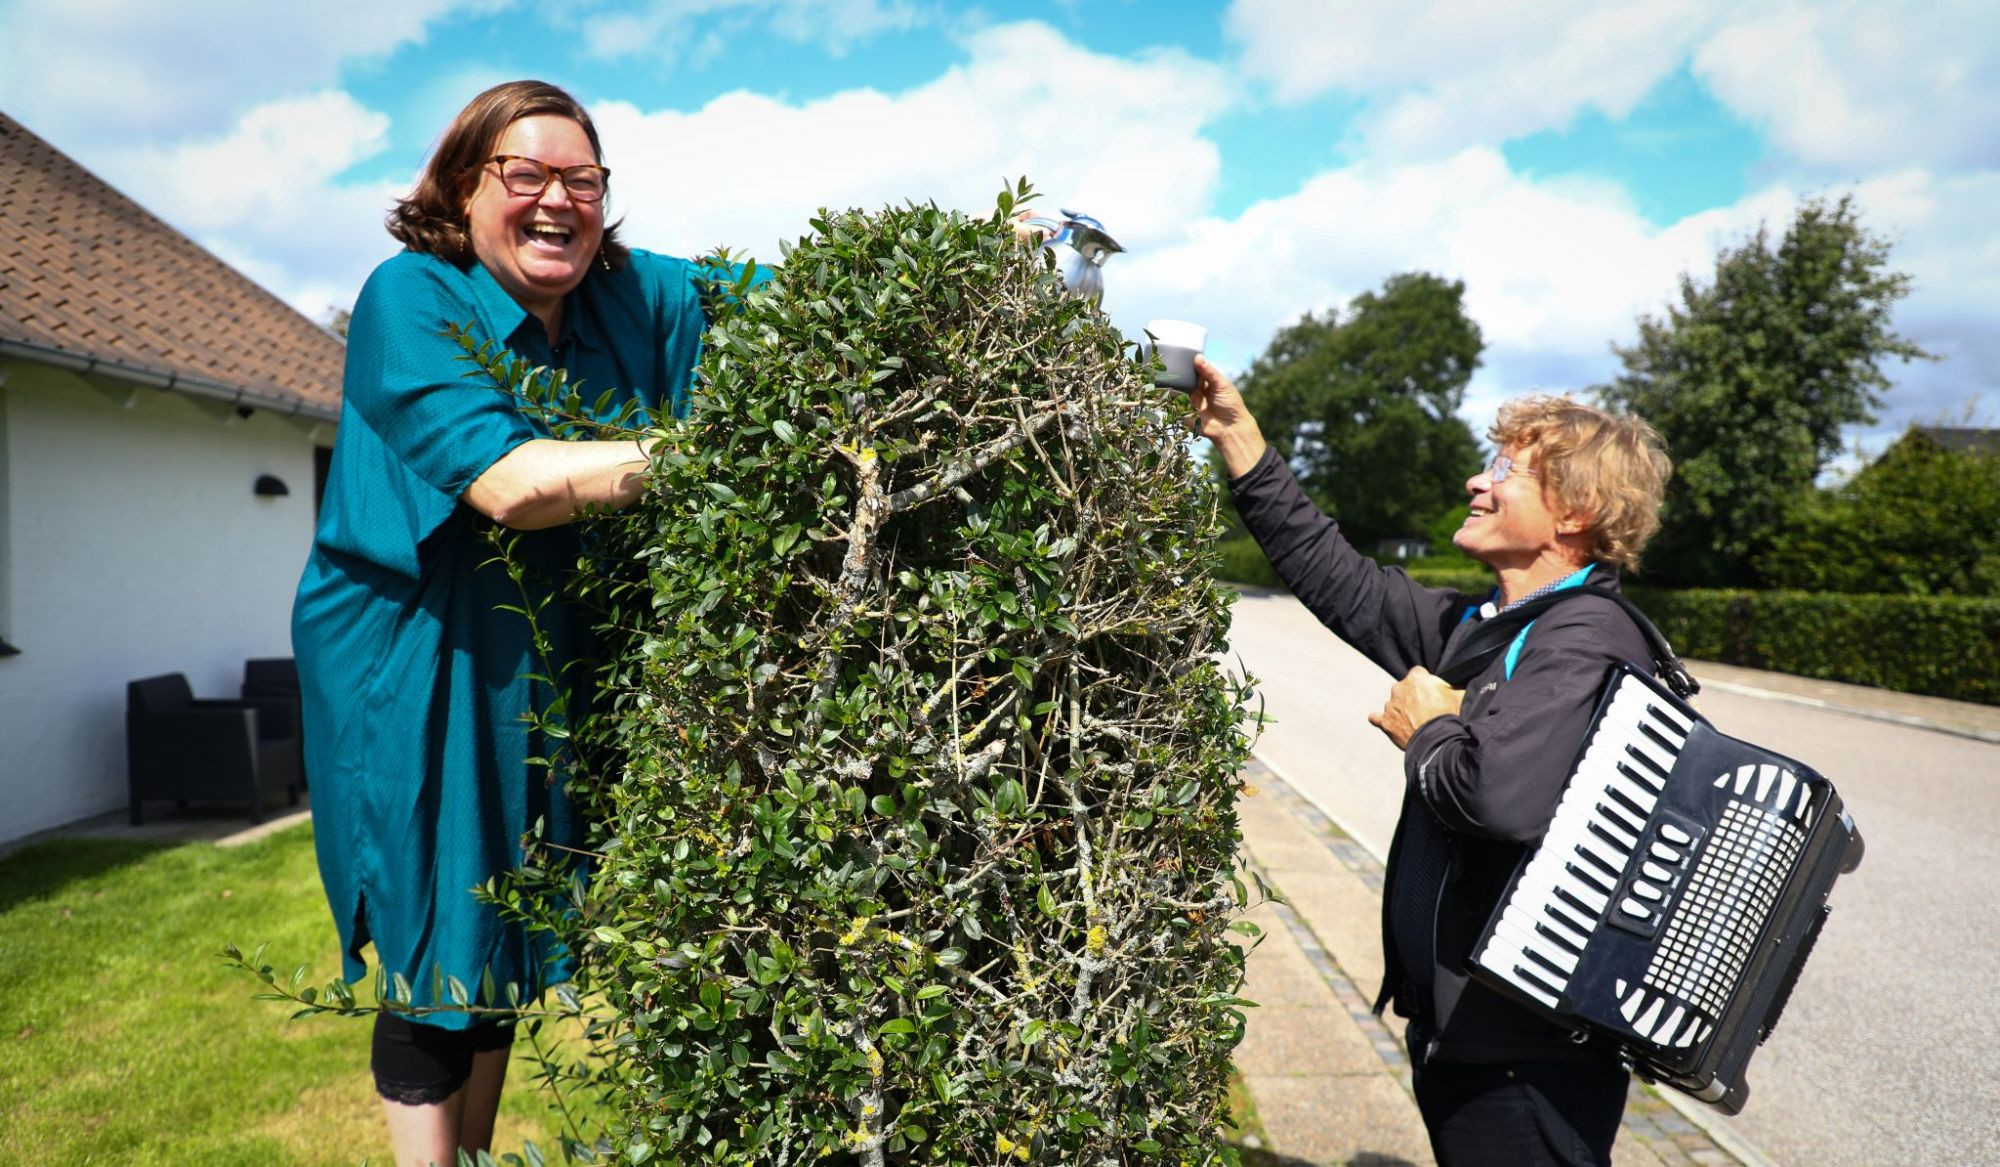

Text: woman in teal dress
xmin=292 ymin=80 xmax=713 ymax=1165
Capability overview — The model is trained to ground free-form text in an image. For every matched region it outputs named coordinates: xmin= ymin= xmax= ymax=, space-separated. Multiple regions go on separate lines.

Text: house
xmin=1908 ymin=426 xmax=2000 ymax=456
xmin=0 ymin=111 xmax=343 ymax=846
xmin=1374 ymin=535 xmax=1431 ymax=562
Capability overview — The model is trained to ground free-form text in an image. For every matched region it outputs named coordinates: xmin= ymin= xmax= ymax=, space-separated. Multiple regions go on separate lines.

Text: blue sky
xmin=4 ymin=0 xmax=1995 ymax=460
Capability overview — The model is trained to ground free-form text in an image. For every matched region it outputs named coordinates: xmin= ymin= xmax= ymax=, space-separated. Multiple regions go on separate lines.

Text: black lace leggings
xmin=371 ymin=1012 xmax=515 ymax=1105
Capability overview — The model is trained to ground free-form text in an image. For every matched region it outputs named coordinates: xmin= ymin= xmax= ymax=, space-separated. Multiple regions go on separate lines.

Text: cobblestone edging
xmin=1244 ymin=759 xmax=1763 ymax=1167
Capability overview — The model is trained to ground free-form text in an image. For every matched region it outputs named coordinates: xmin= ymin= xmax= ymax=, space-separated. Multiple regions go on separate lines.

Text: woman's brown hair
xmin=387 ymin=79 xmax=629 ymax=270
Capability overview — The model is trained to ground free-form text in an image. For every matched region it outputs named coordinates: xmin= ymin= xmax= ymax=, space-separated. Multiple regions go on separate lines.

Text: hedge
xmin=1216 ymin=536 xmax=1492 ymax=598
xmin=1626 ymin=588 xmax=2000 ymax=706
xmin=1217 ymin=538 xmax=2000 ymax=706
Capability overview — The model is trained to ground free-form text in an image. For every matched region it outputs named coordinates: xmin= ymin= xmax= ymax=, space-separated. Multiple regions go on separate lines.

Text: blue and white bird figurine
xmin=1023 ymin=208 xmax=1125 ymax=303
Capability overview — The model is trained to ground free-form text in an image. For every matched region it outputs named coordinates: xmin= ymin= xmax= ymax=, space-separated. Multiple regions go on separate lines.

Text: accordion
xmin=1470 ymin=662 xmax=1864 ymax=1114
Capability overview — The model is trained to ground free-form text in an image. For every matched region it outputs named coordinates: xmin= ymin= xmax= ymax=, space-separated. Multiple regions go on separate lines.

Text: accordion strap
xmin=1435 ymin=587 xmax=1700 ymax=700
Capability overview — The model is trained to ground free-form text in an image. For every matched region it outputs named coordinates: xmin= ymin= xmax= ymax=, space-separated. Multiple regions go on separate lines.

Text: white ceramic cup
xmin=1145 ymin=318 xmax=1207 ymax=391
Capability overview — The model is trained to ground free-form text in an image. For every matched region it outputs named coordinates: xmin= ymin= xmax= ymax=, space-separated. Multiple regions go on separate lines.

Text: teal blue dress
xmin=293 ymin=248 xmax=710 ymax=1027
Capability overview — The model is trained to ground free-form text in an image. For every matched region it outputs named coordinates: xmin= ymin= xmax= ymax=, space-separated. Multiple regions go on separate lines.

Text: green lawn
xmin=0 ymin=824 xmax=576 ymax=1165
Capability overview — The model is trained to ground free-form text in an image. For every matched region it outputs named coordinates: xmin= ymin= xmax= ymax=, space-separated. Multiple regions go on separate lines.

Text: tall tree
xmin=1758 ymin=428 xmax=2000 ymax=596
xmin=1236 ymin=272 xmax=1484 ymax=549
xmin=1595 ymin=195 xmax=1933 ymax=587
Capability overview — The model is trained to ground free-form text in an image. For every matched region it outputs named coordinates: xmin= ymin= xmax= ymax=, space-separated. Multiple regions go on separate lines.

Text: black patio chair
xmin=241 ymin=657 xmax=305 ymax=789
xmin=126 ymin=673 xmax=301 ymax=825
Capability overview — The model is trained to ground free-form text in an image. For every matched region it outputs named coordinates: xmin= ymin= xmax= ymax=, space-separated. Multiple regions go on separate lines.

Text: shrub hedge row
xmin=1623 ymin=587 xmax=2000 ymax=706
xmin=1217 ymin=537 xmax=2000 ymax=706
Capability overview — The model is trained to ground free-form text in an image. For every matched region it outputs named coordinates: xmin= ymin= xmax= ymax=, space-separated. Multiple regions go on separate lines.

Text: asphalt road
xmin=1224 ymin=588 xmax=2000 ymax=1167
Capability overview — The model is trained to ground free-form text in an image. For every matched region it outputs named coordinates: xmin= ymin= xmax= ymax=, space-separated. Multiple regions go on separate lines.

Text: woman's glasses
xmin=488 ymin=155 xmax=609 ymax=203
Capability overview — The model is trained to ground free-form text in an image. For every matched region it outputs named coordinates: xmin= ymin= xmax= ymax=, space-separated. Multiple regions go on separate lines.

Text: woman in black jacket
xmin=1193 ymin=356 xmax=1671 ymax=1167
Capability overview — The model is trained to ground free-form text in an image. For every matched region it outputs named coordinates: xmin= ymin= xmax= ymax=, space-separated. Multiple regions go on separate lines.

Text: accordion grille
xmin=1645 ymin=800 xmax=1806 ymax=1018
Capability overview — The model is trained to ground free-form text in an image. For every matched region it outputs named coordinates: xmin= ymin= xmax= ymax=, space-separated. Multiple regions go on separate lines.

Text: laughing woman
xmin=292 ymin=80 xmax=712 ymax=1166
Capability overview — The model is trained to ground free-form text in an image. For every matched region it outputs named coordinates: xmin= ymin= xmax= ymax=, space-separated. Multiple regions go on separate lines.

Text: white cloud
xmin=1840 ymin=167 xmax=2000 ymax=445
xmin=1694 ymin=0 xmax=2000 ymax=174
xmin=1110 ymin=148 xmax=1783 ymax=421
xmin=1224 ymin=0 xmax=1730 ymax=158
xmin=0 ymin=0 xmax=488 ymax=143
xmin=1224 ymin=0 xmax=2000 ymax=177
xmin=92 ymin=91 xmax=406 ymax=317
xmin=586 ymin=20 xmax=1233 ymax=259
xmin=1109 ymin=147 xmax=1991 ymax=455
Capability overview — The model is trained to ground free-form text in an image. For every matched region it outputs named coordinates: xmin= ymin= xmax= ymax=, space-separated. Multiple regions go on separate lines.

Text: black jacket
xmin=1231 ymin=447 xmax=1651 ymax=1063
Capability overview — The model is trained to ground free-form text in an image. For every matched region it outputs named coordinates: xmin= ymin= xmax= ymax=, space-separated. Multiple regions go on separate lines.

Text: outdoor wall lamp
xmin=254 ymin=474 xmax=290 ymax=497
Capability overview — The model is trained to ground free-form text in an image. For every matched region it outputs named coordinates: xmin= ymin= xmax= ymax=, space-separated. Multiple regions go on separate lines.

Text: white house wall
xmin=0 ymin=362 xmax=327 ymax=844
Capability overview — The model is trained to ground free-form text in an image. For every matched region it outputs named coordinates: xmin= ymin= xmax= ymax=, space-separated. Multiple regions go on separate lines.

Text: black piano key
xmin=1545 ymin=900 xmax=1595 ymax=940
xmin=1618 ymin=760 xmax=1667 ymax=793
xmin=1566 ymin=861 xmax=1614 ymax=897
xmin=1555 ymin=885 xmax=1603 ymax=922
xmin=1525 ymin=946 xmax=1572 ymax=980
xmin=1515 ymin=964 xmax=1566 ymax=1003
xmin=1578 ymin=843 xmax=1623 ymax=879
xmin=1642 ymin=701 xmax=1692 ymax=739
xmin=1536 ymin=920 xmax=1586 ymax=956
xmin=1639 ymin=721 xmax=1683 ymax=759
xmin=1607 ymin=784 xmax=1652 ymax=823
xmin=1589 ymin=819 xmax=1637 ymax=852
xmin=1597 ymin=800 xmax=1645 ymax=839
xmin=1622 ymin=743 xmax=1673 ymax=783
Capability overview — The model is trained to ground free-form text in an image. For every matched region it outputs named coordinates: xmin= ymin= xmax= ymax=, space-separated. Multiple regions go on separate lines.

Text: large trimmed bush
xmin=490 ymin=187 xmax=1257 ymax=1164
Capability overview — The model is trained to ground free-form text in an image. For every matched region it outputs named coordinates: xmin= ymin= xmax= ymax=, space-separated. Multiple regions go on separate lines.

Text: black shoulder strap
xmin=1435 ymin=588 xmax=1700 ymax=700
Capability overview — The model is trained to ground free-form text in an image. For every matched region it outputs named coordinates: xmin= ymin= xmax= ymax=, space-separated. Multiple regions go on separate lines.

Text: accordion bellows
xmin=1471 ymin=663 xmax=1865 ymax=1114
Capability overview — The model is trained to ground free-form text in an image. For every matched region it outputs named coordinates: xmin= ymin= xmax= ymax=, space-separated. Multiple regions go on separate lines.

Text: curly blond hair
xmin=1490 ymin=395 xmax=1671 ymax=573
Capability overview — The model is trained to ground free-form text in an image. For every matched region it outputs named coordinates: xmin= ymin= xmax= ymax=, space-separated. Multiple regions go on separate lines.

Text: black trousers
xmin=1412 ymin=1053 xmax=1630 ymax=1167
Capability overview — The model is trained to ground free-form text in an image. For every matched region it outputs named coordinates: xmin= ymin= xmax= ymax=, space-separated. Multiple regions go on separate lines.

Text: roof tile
xmin=0 ymin=112 xmax=342 ymax=414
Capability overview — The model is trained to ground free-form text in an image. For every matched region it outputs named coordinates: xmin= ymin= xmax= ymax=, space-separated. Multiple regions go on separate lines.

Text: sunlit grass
xmin=0 ymin=825 xmax=582 ymax=1165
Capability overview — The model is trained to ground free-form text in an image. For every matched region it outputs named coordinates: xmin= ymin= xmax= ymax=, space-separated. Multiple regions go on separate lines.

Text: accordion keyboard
xmin=1480 ymin=677 xmax=1691 ymax=1012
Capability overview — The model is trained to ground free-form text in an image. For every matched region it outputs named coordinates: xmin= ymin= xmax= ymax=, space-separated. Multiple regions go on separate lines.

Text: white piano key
xmin=1574 ymin=833 xmax=1632 ymax=879
xmin=1624 ymin=738 xmax=1678 ymax=783
xmin=1646 ymin=702 xmax=1694 ymax=739
xmin=1530 ymin=911 xmax=1592 ymax=954
xmin=1505 ymin=972 xmax=1563 ymax=1010
xmin=1607 ymin=771 xmax=1659 ymax=816
xmin=1498 ymin=919 xmax=1579 ymax=974
xmin=1522 ymin=872 xmax=1609 ymax=919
